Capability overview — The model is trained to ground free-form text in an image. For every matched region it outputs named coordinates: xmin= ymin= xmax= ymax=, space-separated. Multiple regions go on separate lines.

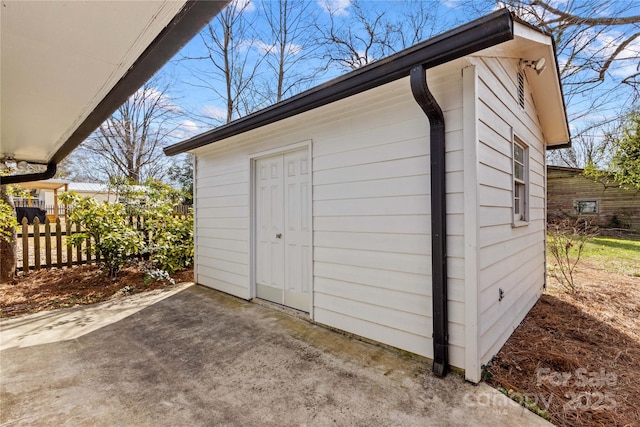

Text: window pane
xmin=576 ymin=200 xmax=597 ymax=214
xmin=512 ymin=138 xmax=528 ymax=223
xmin=514 ymin=163 xmax=524 ymax=181
xmin=514 ymin=144 xmax=524 ymax=162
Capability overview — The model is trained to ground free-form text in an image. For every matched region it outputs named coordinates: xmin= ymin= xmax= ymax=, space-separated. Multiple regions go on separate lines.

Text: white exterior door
xmin=255 ymin=148 xmax=310 ymax=312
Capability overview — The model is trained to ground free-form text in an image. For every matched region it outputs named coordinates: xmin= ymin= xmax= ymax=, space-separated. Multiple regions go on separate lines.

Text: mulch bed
xmin=484 ymin=262 xmax=640 ymax=426
xmin=0 ymin=264 xmax=193 ymax=318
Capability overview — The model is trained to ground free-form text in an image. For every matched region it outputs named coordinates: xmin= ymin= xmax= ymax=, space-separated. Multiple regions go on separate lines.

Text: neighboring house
xmin=547 ymin=166 xmax=640 ymax=232
xmin=14 ymin=180 xmax=132 ymax=219
xmin=41 ymin=181 xmax=119 ymax=205
xmin=164 ymin=10 xmax=570 ymax=383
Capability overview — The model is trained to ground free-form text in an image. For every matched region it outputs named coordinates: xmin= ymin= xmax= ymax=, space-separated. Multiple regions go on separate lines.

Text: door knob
xmin=276 ymin=233 xmax=282 ymax=239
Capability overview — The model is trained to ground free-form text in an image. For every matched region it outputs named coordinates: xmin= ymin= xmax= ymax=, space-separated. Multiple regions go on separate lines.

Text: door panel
xmin=283 ymin=149 xmax=311 ymax=311
xmin=255 ymin=148 xmax=310 ymax=312
xmin=256 ymin=155 xmax=284 ymax=303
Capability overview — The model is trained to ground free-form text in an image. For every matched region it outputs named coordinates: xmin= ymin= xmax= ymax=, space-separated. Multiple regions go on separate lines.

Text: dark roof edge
xmin=165 ymin=8 xmax=515 ymax=156
xmin=547 ymin=165 xmax=584 ymax=172
xmin=547 ymin=141 xmax=571 ymax=150
xmin=50 ymin=0 xmax=228 ymax=164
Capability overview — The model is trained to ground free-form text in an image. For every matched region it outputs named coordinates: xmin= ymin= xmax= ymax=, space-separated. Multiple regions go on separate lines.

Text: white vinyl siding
xmin=194 ymin=61 xmax=468 ymax=367
xmin=194 ymin=155 xmax=250 ymax=299
xmin=474 ymin=57 xmax=546 ymax=365
xmin=193 ymin=53 xmax=552 ymax=378
xmin=312 ymin=68 xmax=467 ymax=365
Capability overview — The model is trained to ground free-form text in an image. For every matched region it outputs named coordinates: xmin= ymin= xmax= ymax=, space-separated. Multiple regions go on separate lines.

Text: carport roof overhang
xmin=1 ymin=0 xmax=228 ymax=184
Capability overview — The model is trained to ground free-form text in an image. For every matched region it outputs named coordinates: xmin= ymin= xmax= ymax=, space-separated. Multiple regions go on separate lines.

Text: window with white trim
xmin=513 ymin=137 xmax=528 ymax=224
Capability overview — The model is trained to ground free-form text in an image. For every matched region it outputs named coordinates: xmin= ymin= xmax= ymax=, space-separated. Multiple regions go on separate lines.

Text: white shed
xmin=165 ymin=9 xmax=570 ymax=383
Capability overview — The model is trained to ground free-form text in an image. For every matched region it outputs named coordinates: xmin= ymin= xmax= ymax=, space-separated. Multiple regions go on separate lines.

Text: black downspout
xmin=410 ymin=65 xmax=448 ymax=377
xmin=0 ymin=163 xmax=57 ymax=185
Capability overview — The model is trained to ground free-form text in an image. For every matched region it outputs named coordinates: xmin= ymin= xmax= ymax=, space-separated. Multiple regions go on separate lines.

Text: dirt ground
xmin=484 ymin=260 xmax=640 ymax=426
xmin=0 ymin=264 xmax=192 ymax=318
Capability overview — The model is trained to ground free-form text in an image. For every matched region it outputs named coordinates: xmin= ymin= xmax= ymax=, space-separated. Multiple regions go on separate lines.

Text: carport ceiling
xmin=1 ymin=0 xmax=227 ymax=170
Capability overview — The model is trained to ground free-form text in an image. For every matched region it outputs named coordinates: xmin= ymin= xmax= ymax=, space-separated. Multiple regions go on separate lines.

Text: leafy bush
xmin=60 ymin=180 xmax=193 ymax=277
xmin=0 ymin=199 xmax=18 ymax=244
xmin=60 ymin=192 xmax=144 ymax=277
xmin=124 ymin=180 xmax=193 ymax=273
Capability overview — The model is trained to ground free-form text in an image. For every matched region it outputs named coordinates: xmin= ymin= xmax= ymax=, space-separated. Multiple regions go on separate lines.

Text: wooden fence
xmin=16 ymin=212 xmax=190 ymax=272
xmin=17 ymin=217 xmax=107 ymax=272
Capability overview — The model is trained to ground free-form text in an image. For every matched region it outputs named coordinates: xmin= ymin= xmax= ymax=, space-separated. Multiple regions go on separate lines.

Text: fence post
xmin=75 ymin=223 xmax=82 ymax=265
xmin=33 ymin=217 xmax=41 ymax=271
xmin=45 ymin=217 xmax=52 ymax=269
xmin=21 ymin=218 xmax=29 ymax=273
xmin=56 ymin=218 xmax=62 ymax=268
xmin=66 ymin=221 xmax=72 ymax=268
xmin=95 ymin=235 xmax=101 ymax=263
xmin=86 ymin=234 xmax=92 ymax=265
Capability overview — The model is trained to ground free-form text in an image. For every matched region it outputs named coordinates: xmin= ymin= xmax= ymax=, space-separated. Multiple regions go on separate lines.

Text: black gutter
xmin=0 ymin=164 xmax=57 ymax=185
xmin=164 ymin=8 xmax=515 ymax=156
xmin=410 ymin=65 xmax=448 ymax=377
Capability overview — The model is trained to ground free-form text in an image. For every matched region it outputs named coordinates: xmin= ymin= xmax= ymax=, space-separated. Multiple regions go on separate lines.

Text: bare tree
xmin=75 ymin=78 xmax=182 ymax=183
xmin=260 ymin=0 xmax=321 ymax=103
xmin=490 ymin=0 xmax=640 ymax=167
xmin=316 ymin=0 xmax=399 ymax=71
xmin=394 ymin=0 xmax=444 ymax=49
xmin=315 ymin=0 xmax=449 ymax=72
xmin=546 ymin=131 xmax=613 ymax=168
xmin=184 ymin=0 xmax=266 ymax=124
xmin=501 ymin=0 xmax=640 ymax=108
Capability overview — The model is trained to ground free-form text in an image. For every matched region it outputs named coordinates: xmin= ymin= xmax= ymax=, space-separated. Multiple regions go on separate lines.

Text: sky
xmin=154 ymin=0 xmax=640 ymax=145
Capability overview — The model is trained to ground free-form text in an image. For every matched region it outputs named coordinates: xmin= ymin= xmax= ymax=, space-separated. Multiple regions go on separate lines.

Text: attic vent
xmin=517 ymin=71 xmax=525 ymax=108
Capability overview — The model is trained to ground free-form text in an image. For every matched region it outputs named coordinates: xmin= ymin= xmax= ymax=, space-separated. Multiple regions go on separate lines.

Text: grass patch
xmin=580 ymin=237 xmax=640 ymax=276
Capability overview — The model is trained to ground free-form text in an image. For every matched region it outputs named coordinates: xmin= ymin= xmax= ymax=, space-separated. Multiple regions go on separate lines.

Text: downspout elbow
xmin=410 ymin=65 xmax=449 ymax=377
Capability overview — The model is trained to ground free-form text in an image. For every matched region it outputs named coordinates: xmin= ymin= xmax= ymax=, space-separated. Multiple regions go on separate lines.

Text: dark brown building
xmin=547 ymin=166 xmax=640 ymax=232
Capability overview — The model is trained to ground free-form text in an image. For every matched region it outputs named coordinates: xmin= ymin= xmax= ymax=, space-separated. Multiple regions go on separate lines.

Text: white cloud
xmin=134 ymin=86 xmax=182 ymax=113
xmin=443 ymin=0 xmax=461 ymax=9
xmin=230 ymin=0 xmax=256 ymax=13
xmin=254 ymin=40 xmax=303 ymax=56
xmin=173 ymin=120 xmax=201 ymax=140
xmin=202 ymin=105 xmax=228 ymax=122
xmin=317 ymin=0 xmax=351 ymax=16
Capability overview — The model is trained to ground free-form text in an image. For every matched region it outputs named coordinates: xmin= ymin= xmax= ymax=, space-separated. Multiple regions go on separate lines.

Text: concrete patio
xmin=1 ymin=284 xmax=549 ymax=426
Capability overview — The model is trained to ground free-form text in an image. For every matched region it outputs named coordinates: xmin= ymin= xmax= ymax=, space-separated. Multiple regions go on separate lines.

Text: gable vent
xmin=517 ymin=71 xmax=525 ymax=108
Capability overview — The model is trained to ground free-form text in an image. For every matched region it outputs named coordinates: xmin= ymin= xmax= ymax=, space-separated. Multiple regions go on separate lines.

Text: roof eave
xmin=165 ymin=8 xmax=516 ymax=156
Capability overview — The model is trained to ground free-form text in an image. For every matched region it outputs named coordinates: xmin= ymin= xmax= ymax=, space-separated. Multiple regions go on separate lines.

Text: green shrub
xmin=128 ymin=180 xmax=193 ymax=274
xmin=0 ymin=199 xmax=18 ymax=244
xmin=60 ymin=192 xmax=144 ymax=277
xmin=60 ymin=180 xmax=193 ymax=277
